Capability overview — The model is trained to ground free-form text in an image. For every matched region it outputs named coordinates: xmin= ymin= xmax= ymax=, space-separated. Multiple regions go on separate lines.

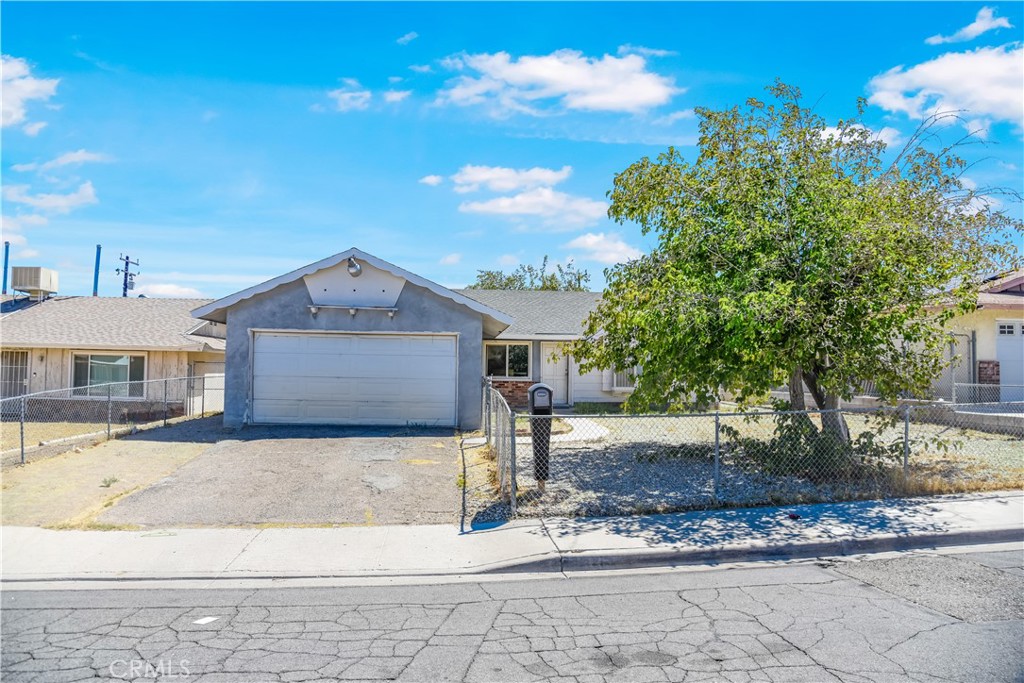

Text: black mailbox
xmin=528 ymin=383 xmax=553 ymax=492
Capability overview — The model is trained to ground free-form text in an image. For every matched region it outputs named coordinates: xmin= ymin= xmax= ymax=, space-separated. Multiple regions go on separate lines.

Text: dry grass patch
xmin=2 ymin=436 xmax=212 ymax=527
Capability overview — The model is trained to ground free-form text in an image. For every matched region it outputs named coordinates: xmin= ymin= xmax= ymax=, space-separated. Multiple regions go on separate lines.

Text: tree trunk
xmin=802 ymin=368 xmax=851 ymax=444
xmin=788 ymin=367 xmax=818 ymax=433
xmin=820 ymin=393 xmax=851 ymax=444
xmin=788 ymin=367 xmax=807 ymax=411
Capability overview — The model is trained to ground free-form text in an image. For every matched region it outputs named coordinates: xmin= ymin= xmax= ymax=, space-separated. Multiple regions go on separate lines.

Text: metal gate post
xmin=713 ymin=412 xmax=721 ymax=498
xmin=201 ymin=375 xmax=206 ymax=416
xmin=902 ymin=405 xmax=911 ymax=476
xmin=107 ymin=383 xmax=112 ymax=439
xmin=163 ymin=379 xmax=169 ymax=427
xmin=509 ymin=409 xmax=517 ymax=517
xmin=20 ymin=395 xmax=26 ymax=464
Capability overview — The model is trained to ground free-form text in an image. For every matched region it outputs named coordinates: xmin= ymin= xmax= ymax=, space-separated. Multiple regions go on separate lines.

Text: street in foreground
xmin=2 ymin=546 xmax=1022 ymax=683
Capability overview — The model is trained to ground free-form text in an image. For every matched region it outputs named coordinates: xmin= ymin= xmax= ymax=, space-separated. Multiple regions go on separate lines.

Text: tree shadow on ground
xmin=543 ymin=493 xmax=994 ymax=549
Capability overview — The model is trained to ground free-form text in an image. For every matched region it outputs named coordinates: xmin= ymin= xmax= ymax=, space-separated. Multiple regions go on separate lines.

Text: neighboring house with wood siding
xmin=0 ymin=296 xmax=225 ymax=401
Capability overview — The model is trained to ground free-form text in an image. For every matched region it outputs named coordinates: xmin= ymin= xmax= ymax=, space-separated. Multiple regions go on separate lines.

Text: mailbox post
xmin=528 ymin=383 xmax=553 ymax=493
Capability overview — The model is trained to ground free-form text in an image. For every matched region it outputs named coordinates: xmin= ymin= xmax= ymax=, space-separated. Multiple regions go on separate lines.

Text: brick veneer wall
xmin=978 ymin=360 xmax=1000 ymax=385
xmin=491 ymin=379 xmax=532 ymax=410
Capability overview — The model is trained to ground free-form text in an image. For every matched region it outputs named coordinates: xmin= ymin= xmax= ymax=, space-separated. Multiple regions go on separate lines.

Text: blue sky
xmin=3 ymin=2 xmax=1022 ymax=298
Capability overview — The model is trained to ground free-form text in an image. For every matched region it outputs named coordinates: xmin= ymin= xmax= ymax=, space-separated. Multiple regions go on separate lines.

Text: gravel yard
xmin=467 ymin=411 xmax=1024 ymax=522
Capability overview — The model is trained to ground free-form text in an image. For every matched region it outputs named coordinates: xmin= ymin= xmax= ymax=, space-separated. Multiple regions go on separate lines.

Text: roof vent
xmin=11 ymin=267 xmax=59 ymax=300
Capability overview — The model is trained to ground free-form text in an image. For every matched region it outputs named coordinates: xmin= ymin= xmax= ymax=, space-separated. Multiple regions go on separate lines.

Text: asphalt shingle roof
xmin=457 ymin=289 xmax=602 ymax=339
xmin=0 ymin=296 xmax=222 ymax=351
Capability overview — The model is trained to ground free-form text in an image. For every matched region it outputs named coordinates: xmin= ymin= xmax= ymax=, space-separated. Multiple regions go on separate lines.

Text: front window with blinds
xmin=612 ymin=368 xmax=636 ymax=389
xmin=72 ymin=354 xmax=145 ymax=397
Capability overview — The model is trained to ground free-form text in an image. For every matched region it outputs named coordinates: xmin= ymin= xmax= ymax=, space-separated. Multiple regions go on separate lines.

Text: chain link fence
xmin=0 ymin=375 xmax=224 ymax=465
xmin=468 ymin=387 xmax=1023 ymax=523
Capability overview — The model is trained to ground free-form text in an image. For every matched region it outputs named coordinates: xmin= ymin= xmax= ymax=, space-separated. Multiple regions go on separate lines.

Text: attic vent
xmin=11 ymin=267 xmax=58 ymax=299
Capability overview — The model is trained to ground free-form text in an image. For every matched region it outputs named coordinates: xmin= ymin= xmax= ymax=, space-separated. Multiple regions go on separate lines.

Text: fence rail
xmin=469 ymin=395 xmax=1023 ymax=522
xmin=0 ymin=375 xmax=224 ymax=464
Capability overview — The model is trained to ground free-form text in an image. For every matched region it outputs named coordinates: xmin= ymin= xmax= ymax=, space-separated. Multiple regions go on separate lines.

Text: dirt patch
xmin=1 ymin=417 xmax=222 ymax=527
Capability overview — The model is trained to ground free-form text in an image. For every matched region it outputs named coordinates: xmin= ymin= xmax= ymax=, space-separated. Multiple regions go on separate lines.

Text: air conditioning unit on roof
xmin=11 ymin=267 xmax=59 ymax=299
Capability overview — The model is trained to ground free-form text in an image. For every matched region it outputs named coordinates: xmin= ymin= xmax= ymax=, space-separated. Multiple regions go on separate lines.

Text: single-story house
xmin=0 ymin=296 xmax=226 ymax=405
xmin=190 ymin=248 xmax=633 ymax=430
xmin=939 ymin=269 xmax=1024 ymax=401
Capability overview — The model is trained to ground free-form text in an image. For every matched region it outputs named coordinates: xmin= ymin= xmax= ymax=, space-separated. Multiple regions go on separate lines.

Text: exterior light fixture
xmin=347 ymin=258 xmax=362 ymax=277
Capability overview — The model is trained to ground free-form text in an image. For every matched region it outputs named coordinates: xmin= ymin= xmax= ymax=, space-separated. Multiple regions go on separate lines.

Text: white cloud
xmin=409 ymin=64 xmax=433 ymax=74
xmin=135 ymin=283 xmax=204 ymax=298
xmin=438 ymin=49 xmax=680 ymax=115
xmin=22 ymin=121 xmax=47 ymax=136
xmin=868 ymin=45 xmax=1023 ymax=128
xmin=3 ymin=181 xmax=98 ymax=213
xmin=452 ymin=164 xmax=572 ymax=193
xmin=617 ymin=44 xmax=677 ymax=58
xmin=564 ymin=232 xmax=642 ymax=264
xmin=459 ymin=187 xmax=607 ymax=228
xmin=383 ymin=90 xmax=412 ymax=103
xmin=397 ymin=31 xmax=419 ymax=45
xmin=820 ymin=124 xmax=903 ymax=148
xmin=497 ymin=253 xmax=519 ymax=267
xmin=16 ymin=248 xmax=39 ymax=259
xmin=0 ymin=217 xmax=27 ymax=245
xmin=388 ymin=76 xmax=403 ymax=84
xmin=652 ymin=109 xmax=694 ymax=126
xmin=439 ymin=252 xmax=462 ymax=265
xmin=327 ymin=79 xmax=372 ymax=111
xmin=13 ymin=149 xmax=112 ymax=173
xmin=1 ymin=55 xmax=59 ymax=128
xmin=419 ymin=174 xmax=443 ymax=186
xmin=0 ymin=214 xmax=47 ymax=247
xmin=925 ymin=7 xmax=1012 ymax=45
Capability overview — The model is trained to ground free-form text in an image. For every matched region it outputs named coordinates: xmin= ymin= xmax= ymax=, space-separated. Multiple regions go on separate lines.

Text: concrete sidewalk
xmin=2 ymin=491 xmax=1021 ymax=582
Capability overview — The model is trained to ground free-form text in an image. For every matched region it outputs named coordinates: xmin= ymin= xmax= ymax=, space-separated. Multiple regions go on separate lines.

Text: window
xmin=73 ymin=354 xmax=145 ymax=397
xmin=486 ymin=343 xmax=530 ymax=378
xmin=998 ymin=323 xmax=1016 ymax=336
xmin=612 ymin=368 xmax=636 ymax=390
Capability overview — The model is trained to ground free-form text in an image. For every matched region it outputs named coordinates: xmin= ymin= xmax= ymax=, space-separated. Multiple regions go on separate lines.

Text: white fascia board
xmin=191 ymin=247 xmax=513 ymax=331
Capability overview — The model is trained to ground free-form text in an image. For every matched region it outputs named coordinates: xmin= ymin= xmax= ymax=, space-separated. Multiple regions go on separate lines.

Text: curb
xmin=539 ymin=526 xmax=1023 ymax=573
xmin=3 ymin=527 xmax=1018 ymax=584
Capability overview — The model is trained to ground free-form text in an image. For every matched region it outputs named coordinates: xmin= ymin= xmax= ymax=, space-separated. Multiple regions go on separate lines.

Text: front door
xmin=540 ymin=342 xmax=569 ymax=406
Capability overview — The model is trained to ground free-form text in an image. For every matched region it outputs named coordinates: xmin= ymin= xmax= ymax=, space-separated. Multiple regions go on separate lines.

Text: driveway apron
xmin=97 ymin=426 xmax=459 ymax=527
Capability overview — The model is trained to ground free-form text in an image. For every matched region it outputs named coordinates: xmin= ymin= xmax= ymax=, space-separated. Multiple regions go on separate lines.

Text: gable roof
xmin=981 ymin=268 xmax=1024 ymax=295
xmin=0 ymin=296 xmax=225 ymax=352
xmin=457 ymin=289 xmax=602 ymax=340
xmin=191 ymin=247 xmax=513 ymax=336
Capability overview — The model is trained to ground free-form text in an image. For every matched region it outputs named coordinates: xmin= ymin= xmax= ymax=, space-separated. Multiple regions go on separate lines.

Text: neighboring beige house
xmin=941 ymin=269 xmax=1024 ymax=401
xmin=0 ymin=296 xmax=225 ymax=403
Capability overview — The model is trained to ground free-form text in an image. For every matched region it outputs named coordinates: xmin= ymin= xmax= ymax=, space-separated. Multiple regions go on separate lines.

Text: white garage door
xmin=996 ymin=321 xmax=1024 ymax=402
xmin=252 ymin=332 xmax=457 ymax=426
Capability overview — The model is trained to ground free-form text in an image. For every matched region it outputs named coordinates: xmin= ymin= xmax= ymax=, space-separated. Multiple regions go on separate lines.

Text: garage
xmin=252 ymin=331 xmax=458 ymax=426
xmin=190 ymin=248 xmax=512 ymax=429
xmin=996 ymin=320 xmax=1024 ymax=402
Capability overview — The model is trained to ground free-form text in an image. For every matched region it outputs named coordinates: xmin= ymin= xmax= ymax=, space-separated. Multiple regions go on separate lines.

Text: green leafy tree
xmin=570 ymin=81 xmax=1021 ymax=443
xmin=468 ymin=255 xmax=591 ymax=291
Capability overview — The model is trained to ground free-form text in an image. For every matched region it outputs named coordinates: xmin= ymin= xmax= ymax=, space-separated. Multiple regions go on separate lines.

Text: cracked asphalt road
xmin=2 ymin=548 xmax=1022 ymax=682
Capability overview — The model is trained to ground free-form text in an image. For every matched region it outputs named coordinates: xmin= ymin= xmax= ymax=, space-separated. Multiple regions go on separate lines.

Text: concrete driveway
xmin=98 ymin=425 xmax=460 ymax=528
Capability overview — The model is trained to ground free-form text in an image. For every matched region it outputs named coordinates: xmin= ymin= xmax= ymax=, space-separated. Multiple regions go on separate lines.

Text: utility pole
xmin=116 ymin=254 xmax=140 ymax=297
